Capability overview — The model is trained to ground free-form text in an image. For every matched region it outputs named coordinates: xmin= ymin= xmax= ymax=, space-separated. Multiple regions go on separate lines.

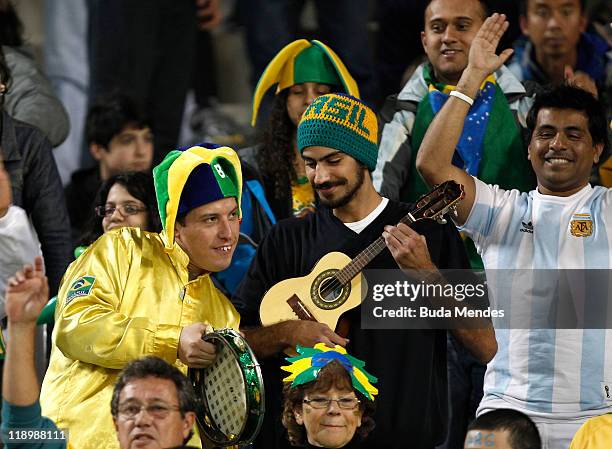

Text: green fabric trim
xmin=210 ymin=156 xmax=239 ymax=198
xmin=310 ymin=41 xmax=351 ymax=93
xmin=422 ymin=64 xmax=442 ymax=91
xmin=294 ymin=45 xmax=342 ymax=87
xmin=152 ymin=150 xmax=182 ymax=230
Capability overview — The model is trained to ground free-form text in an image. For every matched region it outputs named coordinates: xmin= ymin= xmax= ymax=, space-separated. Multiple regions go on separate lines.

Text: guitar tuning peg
xmin=436 ymin=216 xmax=447 ymax=225
xmin=451 ymin=205 xmax=458 ymax=217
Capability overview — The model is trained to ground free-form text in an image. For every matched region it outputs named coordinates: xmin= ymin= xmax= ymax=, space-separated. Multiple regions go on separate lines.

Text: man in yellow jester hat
xmin=40 ymin=144 xmax=243 ymax=449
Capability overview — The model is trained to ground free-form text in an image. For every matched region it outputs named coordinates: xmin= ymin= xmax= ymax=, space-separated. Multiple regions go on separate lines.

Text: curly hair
xmin=257 ymin=89 xmax=298 ymax=200
xmin=281 ymin=361 xmax=376 ymax=447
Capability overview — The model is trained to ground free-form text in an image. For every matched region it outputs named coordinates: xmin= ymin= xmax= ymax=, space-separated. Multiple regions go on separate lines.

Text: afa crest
xmin=570 ymin=214 xmax=593 ymax=237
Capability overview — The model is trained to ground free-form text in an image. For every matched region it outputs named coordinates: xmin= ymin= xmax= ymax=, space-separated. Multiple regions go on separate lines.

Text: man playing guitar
xmin=234 ymin=93 xmax=496 ymax=449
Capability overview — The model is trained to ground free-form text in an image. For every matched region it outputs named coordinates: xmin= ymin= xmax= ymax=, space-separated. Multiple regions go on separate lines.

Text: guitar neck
xmin=335 ymin=213 xmax=418 ymax=285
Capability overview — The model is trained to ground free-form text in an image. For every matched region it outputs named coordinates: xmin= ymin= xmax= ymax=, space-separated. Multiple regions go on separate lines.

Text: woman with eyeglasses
xmin=281 ymin=344 xmax=377 ymax=448
xmin=79 ymin=171 xmax=161 ymax=248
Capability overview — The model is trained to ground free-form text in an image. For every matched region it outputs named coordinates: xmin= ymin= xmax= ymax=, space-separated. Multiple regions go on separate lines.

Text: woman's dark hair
xmin=257 ymin=89 xmax=296 ymax=200
xmin=79 ymin=171 xmax=161 ymax=246
xmin=257 ymin=84 xmax=345 ymax=202
xmin=526 ymin=84 xmax=610 ymax=163
xmin=0 ymin=0 xmax=24 ymax=47
xmin=281 ymin=361 xmax=376 ymax=447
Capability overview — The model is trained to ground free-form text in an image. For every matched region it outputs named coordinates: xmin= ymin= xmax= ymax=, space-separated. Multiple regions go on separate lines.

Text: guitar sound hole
xmin=311 ymin=269 xmax=351 ymax=310
xmin=320 ymin=278 xmax=343 ymax=303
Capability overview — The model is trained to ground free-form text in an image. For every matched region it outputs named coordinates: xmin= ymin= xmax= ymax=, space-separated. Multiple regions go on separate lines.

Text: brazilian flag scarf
xmin=408 ymin=65 xmax=536 ymax=269
xmin=406 ymin=65 xmax=535 ymax=202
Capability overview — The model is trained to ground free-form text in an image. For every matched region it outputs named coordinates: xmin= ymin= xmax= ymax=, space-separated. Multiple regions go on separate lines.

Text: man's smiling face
xmin=421 ymin=0 xmax=486 ymax=85
xmin=528 ymin=107 xmax=603 ymax=196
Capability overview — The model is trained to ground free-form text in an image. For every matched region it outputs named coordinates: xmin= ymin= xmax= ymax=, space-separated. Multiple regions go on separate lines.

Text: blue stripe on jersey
xmin=581 ymin=329 xmax=606 ymax=410
xmin=580 ymin=192 xmax=610 ymax=410
xmin=525 ymin=201 xmax=562 ymax=412
xmin=583 ymin=190 xmax=610 ymax=269
xmin=490 ymin=202 xmax=532 ymax=396
xmin=468 ymin=203 xmax=499 ymax=240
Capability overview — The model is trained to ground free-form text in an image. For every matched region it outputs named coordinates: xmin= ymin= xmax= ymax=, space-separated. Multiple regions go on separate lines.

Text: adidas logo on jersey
xmin=520 ymin=221 xmax=533 ymax=234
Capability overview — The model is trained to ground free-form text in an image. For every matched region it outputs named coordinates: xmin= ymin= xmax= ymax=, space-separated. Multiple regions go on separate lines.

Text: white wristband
xmin=449 ymin=90 xmax=474 ymax=106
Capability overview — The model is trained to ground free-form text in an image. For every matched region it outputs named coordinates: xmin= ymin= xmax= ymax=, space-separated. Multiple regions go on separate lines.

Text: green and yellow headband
xmin=251 ymin=39 xmax=360 ymax=126
xmin=282 ymin=343 xmax=378 ymax=401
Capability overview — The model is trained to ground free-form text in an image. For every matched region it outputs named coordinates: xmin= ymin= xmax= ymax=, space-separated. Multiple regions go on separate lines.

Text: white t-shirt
xmin=344 ymin=197 xmax=389 ymax=234
xmin=460 ymin=177 xmax=612 ymax=418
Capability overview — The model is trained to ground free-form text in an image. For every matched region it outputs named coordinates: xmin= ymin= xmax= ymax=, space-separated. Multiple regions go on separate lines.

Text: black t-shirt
xmin=233 ymin=200 xmax=470 ymax=449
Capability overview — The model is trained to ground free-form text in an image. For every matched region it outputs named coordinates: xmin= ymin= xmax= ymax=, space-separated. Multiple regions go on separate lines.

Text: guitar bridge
xmin=287 ymin=295 xmax=317 ymax=321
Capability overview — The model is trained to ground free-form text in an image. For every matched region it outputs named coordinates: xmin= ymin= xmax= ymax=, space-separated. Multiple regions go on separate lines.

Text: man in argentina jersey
xmin=414 ymin=13 xmax=611 ymax=449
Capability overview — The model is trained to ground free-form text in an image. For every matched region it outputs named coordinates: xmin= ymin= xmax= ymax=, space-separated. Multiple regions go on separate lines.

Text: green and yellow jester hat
xmin=152 ymin=143 xmax=242 ymax=252
xmin=251 ymin=39 xmax=360 ymax=126
xmin=282 ymin=343 xmax=378 ymax=401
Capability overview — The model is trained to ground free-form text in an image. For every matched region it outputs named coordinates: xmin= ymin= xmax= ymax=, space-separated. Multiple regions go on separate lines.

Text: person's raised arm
xmin=3 ymin=257 xmax=48 ymax=406
xmin=416 ymin=13 xmax=514 ymax=225
xmin=2 ymin=257 xmax=66 ymax=449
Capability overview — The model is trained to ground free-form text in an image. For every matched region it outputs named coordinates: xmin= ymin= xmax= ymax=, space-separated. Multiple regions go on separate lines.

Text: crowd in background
xmin=0 ymin=0 xmax=611 ymax=448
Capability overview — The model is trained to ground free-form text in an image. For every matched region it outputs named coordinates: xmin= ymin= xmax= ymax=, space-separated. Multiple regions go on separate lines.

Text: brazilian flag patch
xmin=66 ymin=276 xmax=96 ymax=304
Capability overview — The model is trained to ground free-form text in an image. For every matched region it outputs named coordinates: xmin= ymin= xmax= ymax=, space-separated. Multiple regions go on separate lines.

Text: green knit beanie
xmin=297 ymin=93 xmax=378 ymax=171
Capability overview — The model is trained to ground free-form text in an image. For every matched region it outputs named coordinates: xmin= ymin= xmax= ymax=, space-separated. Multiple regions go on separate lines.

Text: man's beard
xmin=316 ymin=167 xmax=365 ymax=209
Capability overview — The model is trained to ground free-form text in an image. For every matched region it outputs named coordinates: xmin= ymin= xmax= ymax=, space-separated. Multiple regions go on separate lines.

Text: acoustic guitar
xmin=259 ymin=181 xmax=465 ymax=330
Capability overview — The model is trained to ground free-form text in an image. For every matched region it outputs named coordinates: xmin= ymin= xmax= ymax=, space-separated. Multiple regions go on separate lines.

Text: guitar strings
xmin=317 ymin=187 xmax=459 ymax=298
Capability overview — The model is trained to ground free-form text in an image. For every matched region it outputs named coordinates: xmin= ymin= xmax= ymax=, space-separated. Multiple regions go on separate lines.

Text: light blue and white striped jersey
xmin=461 ymin=177 xmax=612 ymax=418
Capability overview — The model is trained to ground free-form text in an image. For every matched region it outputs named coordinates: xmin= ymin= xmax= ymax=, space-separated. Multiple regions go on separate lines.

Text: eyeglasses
xmin=95 ymin=204 xmax=147 ymax=218
xmin=303 ymin=397 xmax=361 ymax=410
xmin=117 ymin=402 xmax=181 ymax=420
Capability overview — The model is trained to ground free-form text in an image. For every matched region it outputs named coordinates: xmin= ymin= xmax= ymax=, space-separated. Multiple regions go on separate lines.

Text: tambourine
xmin=188 ymin=329 xmax=265 ymax=446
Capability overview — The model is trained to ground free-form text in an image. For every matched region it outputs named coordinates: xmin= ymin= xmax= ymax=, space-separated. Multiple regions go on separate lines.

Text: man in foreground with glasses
xmin=111 ymin=356 xmax=199 ymax=449
xmin=39 ymin=144 xmax=243 ymax=448
xmin=1 ymin=257 xmax=200 ymax=449
xmin=281 ymin=343 xmax=378 ymax=448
